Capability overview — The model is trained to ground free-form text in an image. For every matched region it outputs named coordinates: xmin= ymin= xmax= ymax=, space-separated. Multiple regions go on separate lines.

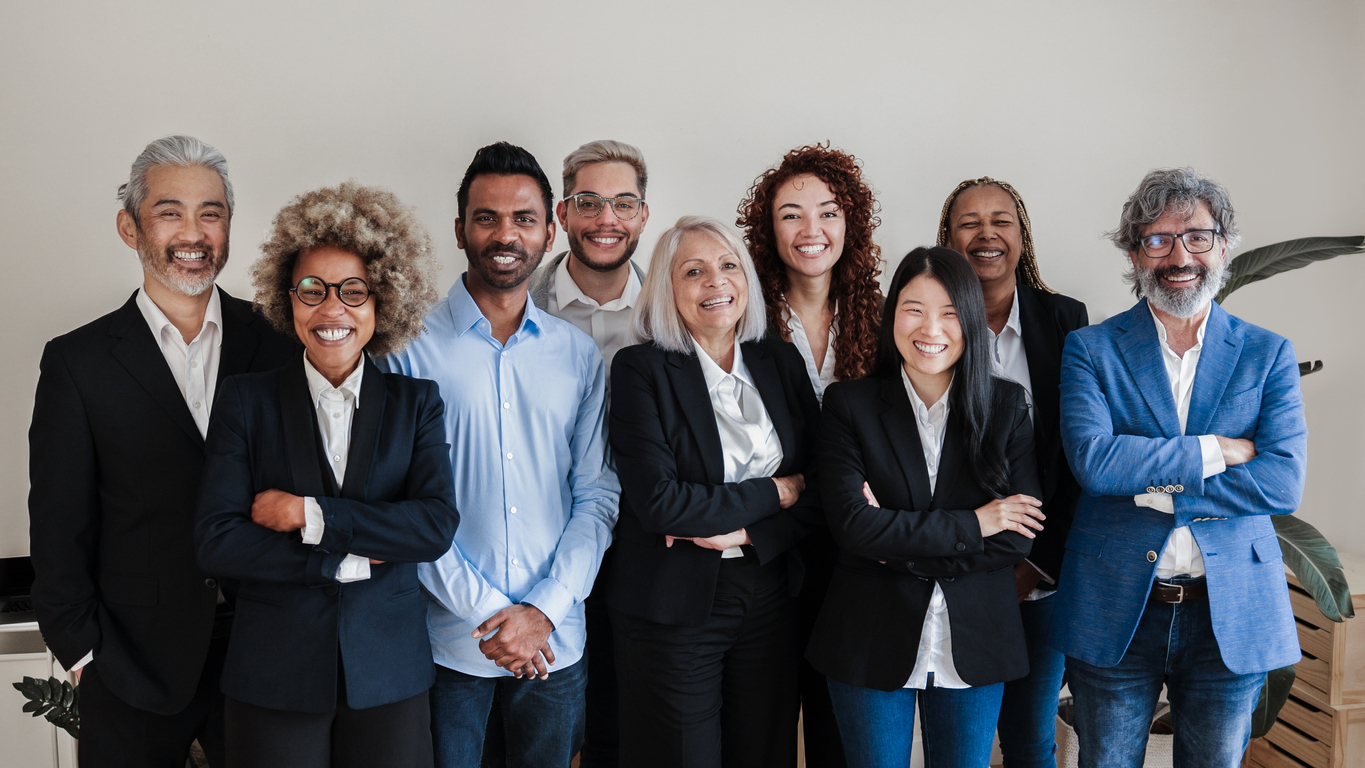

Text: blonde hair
xmin=562 ymin=140 xmax=648 ymax=198
xmin=633 ymin=216 xmax=767 ymax=353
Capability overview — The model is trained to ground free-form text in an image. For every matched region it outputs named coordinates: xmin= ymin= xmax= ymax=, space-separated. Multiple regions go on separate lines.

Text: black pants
xmin=78 ymin=632 xmax=227 ymax=768
xmin=224 ymin=664 xmax=433 ymax=768
xmin=613 ymin=554 xmax=800 ymax=768
xmin=796 ymin=533 xmax=846 ymax=768
xmin=579 ymin=550 xmax=619 ymax=768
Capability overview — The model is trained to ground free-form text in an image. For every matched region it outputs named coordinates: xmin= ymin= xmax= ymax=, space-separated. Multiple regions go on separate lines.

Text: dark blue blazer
xmin=195 ymin=354 xmax=459 ymax=713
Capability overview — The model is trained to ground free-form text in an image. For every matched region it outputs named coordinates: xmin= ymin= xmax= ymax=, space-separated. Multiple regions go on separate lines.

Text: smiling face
xmin=1129 ymin=200 xmax=1228 ymax=318
xmin=894 ymin=273 xmax=963 ymax=397
xmin=291 ymin=245 xmax=375 ymax=384
xmin=947 ymin=184 xmax=1023 ymax=289
xmin=556 ymin=161 xmax=649 ymax=273
xmin=772 ymin=174 xmax=845 ymax=280
xmin=116 ymin=164 xmax=230 ymax=297
xmin=456 ymin=173 xmax=554 ymax=292
xmin=672 ymin=232 xmax=749 ymax=343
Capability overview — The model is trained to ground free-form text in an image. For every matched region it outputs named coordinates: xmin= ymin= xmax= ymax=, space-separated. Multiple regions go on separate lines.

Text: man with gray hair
xmin=28 ymin=135 xmax=295 ymax=766
xmin=1051 ymin=168 xmax=1307 ymax=766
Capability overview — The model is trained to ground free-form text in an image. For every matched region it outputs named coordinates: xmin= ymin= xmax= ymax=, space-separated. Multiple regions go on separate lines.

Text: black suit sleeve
xmin=610 ymin=350 xmax=783 ymax=539
xmin=28 ymin=342 xmax=101 ymax=669
xmin=314 ymin=380 xmax=460 ymax=563
xmin=744 ymin=347 xmax=823 ymax=564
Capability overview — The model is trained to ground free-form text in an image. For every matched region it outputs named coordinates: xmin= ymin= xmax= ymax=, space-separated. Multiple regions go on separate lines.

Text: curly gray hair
xmin=251 ymin=182 xmax=440 ymax=357
xmin=1108 ymin=167 xmax=1240 ymax=296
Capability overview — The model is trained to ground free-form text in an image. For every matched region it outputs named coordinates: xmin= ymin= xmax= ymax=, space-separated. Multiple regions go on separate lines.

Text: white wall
xmin=2 ymin=0 xmax=1363 ymax=559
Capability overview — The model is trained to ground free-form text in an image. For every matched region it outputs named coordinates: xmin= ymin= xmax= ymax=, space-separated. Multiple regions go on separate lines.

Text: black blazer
xmin=606 ymin=338 xmax=823 ymax=627
xmin=806 ymin=376 xmax=1041 ymax=691
xmin=195 ymin=355 xmax=459 ymax=713
xmin=27 ymin=289 xmax=297 ymax=714
xmin=1015 ymin=285 xmax=1089 ymax=583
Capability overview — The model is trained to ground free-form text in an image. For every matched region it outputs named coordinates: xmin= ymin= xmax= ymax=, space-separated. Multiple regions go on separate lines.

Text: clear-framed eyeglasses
xmin=1138 ymin=227 xmax=1222 ymax=259
xmin=290 ymin=276 xmax=373 ymax=307
xmin=570 ymin=193 xmax=645 ymax=220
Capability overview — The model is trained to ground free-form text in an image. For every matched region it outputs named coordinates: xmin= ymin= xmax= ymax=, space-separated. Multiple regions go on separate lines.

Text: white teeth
xmin=492 ymin=256 xmax=516 ymax=265
xmin=797 ymin=245 xmax=827 ymax=254
xmin=174 ymin=251 xmax=206 ymax=261
xmin=1166 ymin=273 xmax=1198 ymax=282
xmin=316 ymin=328 xmax=352 ymax=341
xmin=972 ymin=250 xmax=1003 ymax=258
xmin=589 ymin=237 xmax=622 ymax=245
xmin=913 ymin=341 xmax=947 ymax=354
xmin=700 ymin=297 xmax=733 ymax=308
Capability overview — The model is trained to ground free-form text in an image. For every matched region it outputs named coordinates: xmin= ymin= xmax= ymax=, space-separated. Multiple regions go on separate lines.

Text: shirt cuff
xmin=69 ymin=650 xmax=93 ymax=673
xmin=301 ymin=497 xmax=325 ymax=546
xmin=1199 ymin=434 xmax=1227 ymax=479
xmin=335 ymin=554 xmax=371 ymax=583
xmin=1024 ymin=559 xmax=1056 ymax=586
xmin=521 ymin=578 xmax=574 ymax=630
xmin=1134 ymin=492 xmax=1174 ymax=514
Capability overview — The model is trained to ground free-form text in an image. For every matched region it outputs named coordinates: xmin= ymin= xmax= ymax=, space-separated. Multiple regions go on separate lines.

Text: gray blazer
xmin=529 ymin=251 xmax=647 ymax=311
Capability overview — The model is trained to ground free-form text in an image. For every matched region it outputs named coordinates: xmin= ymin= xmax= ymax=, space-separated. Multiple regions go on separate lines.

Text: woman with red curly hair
xmin=737 ymin=144 xmax=883 ymax=768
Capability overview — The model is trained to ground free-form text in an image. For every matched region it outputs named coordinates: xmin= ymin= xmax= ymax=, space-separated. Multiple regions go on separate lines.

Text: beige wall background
xmin=2 ymin=0 xmax=1362 ymax=561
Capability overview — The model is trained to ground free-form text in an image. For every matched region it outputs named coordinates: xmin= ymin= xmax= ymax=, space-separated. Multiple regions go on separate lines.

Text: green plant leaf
xmin=1216 ymin=235 xmax=1365 ymax=304
xmin=1250 ymin=664 xmax=1297 ymax=739
xmin=1298 ymin=361 xmax=1323 ymax=377
xmin=1274 ymin=515 xmax=1355 ymax=621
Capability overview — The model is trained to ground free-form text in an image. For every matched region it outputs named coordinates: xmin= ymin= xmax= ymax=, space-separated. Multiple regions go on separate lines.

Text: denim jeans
xmin=827 ymin=674 xmax=1004 ymax=768
xmin=1065 ymin=578 xmax=1265 ymax=768
xmin=996 ymin=593 xmax=1067 ymax=768
xmin=429 ymin=658 xmax=587 ymax=768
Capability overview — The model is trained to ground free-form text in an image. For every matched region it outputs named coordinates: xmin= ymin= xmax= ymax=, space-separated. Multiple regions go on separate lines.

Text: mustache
xmin=477 ymin=241 xmax=531 ymax=260
xmin=1154 ymin=264 xmax=1206 ymax=280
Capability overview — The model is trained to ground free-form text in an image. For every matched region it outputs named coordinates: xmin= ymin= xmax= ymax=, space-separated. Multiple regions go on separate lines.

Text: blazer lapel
xmin=666 ymin=349 xmax=725 ymax=484
xmin=1115 ymin=300 xmax=1182 ymax=438
xmin=1016 ymin=286 xmax=1059 ymax=429
xmin=879 ymin=377 xmax=933 ymax=511
xmin=1185 ymin=304 xmax=1242 ymax=437
xmin=930 ymin=410 xmax=965 ymax=511
xmin=108 ymin=292 xmax=204 ymax=448
xmin=217 ymin=288 xmax=263 ymax=382
xmin=743 ymin=342 xmax=797 ymax=465
xmin=278 ymin=355 xmax=328 ymax=499
xmin=340 ymin=356 xmax=386 ymax=500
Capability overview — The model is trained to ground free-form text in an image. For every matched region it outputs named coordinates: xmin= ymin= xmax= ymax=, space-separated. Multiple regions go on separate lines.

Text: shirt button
xmin=332 ymin=412 xmax=341 ymax=418
xmin=506 ymin=452 xmax=513 ymax=460
xmin=511 ymin=558 xmax=519 ymax=566
xmin=1147 ymin=551 xmax=1158 ymax=563
xmin=503 ymin=402 xmax=510 ymax=409
xmin=190 ymin=360 xmax=199 ymax=368
xmin=510 ymin=507 xmax=517 ymax=514
xmin=333 ymin=455 xmax=342 ymax=462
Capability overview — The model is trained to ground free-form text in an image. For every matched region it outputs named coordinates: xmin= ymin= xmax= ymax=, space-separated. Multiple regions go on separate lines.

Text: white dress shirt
xmin=694 ymin=337 xmax=784 ymax=558
xmin=299 ymin=355 xmax=373 ymax=583
xmin=899 ymin=368 xmax=970 ymax=690
xmin=547 ymin=254 xmax=641 ymax=382
xmin=785 ymin=307 xmax=836 ymax=402
xmin=135 ymin=288 xmax=222 ymax=438
xmin=1135 ymin=302 xmax=1227 ymax=579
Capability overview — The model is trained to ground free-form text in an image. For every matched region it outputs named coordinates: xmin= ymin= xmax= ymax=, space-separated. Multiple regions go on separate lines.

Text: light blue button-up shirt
xmin=380 ymin=274 xmax=619 ymax=677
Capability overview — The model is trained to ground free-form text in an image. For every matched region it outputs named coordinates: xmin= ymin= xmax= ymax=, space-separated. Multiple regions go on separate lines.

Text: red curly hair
xmin=737 ymin=143 xmax=883 ymax=381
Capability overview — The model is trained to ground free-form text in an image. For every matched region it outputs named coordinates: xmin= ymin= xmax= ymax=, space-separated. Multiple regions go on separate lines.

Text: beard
xmin=567 ymin=226 xmax=639 ymax=273
xmin=138 ymin=237 xmax=226 ymax=297
xmin=1139 ymin=258 xmax=1228 ymax=318
xmin=467 ymin=238 xmax=545 ymax=291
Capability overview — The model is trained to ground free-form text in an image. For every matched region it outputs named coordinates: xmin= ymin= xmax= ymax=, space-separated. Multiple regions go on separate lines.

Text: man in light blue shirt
xmin=382 ymin=142 xmax=619 ymax=768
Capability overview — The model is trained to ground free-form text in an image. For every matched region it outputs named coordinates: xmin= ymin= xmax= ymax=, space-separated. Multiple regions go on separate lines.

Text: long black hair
xmin=876 ymin=246 xmax=1010 ymax=497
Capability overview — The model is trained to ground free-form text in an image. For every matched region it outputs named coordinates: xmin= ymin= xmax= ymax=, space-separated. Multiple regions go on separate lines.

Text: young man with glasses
xmin=1050 ymin=167 xmax=1307 ymax=767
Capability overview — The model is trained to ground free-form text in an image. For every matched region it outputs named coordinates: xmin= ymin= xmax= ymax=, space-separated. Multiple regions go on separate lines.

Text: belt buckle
xmin=1160 ymin=581 xmax=1185 ymax=604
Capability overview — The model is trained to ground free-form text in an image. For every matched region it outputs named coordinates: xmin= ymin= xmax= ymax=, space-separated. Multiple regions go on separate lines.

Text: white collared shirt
xmin=547 ymin=254 xmax=640 ymax=381
xmin=135 ymin=287 xmax=223 ymax=438
xmin=299 ymin=355 xmax=372 ymax=583
xmin=785 ymin=307 xmax=837 ymax=402
xmin=899 ymin=368 xmax=970 ymax=690
xmin=1135 ymin=302 xmax=1227 ymax=579
xmin=694 ymin=337 xmax=784 ymax=558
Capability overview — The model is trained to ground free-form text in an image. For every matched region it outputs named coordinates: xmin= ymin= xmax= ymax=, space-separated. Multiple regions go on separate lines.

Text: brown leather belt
xmin=1150 ymin=580 xmax=1207 ymax=603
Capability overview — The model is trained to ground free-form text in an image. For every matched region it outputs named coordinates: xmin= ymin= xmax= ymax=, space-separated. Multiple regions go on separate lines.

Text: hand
xmin=368 ymin=559 xmax=385 ymax=565
xmin=974 ymin=494 xmax=1045 ymax=538
xmin=251 ymin=489 xmax=306 ymax=532
xmin=773 ymin=474 xmax=806 ymax=509
xmin=666 ymin=529 xmax=750 ymax=551
xmin=473 ymin=605 xmax=556 ymax=680
xmin=862 ymin=482 xmax=881 ymax=508
xmin=1013 ymin=562 xmax=1045 ymax=602
xmin=1216 ymin=436 xmax=1257 ymax=467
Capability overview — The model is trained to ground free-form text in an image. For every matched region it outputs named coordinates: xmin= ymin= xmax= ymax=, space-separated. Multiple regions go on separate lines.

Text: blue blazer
xmin=1050 ymin=299 xmax=1306 ymax=675
xmin=195 ymin=355 xmax=459 ymax=713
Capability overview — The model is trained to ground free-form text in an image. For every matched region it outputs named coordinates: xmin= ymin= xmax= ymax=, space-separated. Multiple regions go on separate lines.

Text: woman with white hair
xmin=606 ymin=216 xmax=823 ymax=768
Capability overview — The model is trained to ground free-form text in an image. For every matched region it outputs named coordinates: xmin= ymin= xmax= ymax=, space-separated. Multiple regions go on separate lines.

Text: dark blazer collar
xmin=108 ymin=291 xmax=204 ymax=447
xmin=878 ymin=375 xmax=933 ymax=510
xmin=217 ymin=286 xmax=264 ymax=386
xmin=1015 ymin=285 xmax=1059 ymax=418
xmin=280 ymin=353 xmax=388 ymax=501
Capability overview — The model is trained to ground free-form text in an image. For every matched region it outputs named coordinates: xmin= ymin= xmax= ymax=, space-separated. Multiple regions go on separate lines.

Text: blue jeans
xmin=1065 ymin=578 xmax=1265 ymax=768
xmin=827 ymin=674 xmax=1004 ymax=768
xmin=429 ymin=658 xmax=587 ymax=768
xmin=997 ymin=593 xmax=1067 ymax=768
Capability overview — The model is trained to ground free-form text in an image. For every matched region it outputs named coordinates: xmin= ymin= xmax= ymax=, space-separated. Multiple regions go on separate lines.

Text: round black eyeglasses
xmin=290 ymin=276 xmax=372 ymax=307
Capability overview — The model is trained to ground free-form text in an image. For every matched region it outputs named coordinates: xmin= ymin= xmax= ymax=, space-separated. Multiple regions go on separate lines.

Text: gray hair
xmin=633 ymin=216 xmax=767 ymax=353
xmin=563 ymin=139 xmax=648 ymax=198
xmin=118 ymin=135 xmax=234 ymax=220
xmin=1108 ymin=167 xmax=1241 ymax=253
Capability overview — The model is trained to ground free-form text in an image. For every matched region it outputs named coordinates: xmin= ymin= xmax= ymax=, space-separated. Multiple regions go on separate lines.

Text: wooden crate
xmin=1244 ymin=695 xmax=1364 ymax=768
xmin=1285 ymin=553 xmax=1365 ymax=708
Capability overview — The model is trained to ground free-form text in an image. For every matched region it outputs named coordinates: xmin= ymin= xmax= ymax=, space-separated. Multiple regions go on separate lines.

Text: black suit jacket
xmin=195 ymin=356 xmax=459 ymax=713
xmin=606 ymin=338 xmax=823 ymax=627
xmin=28 ymin=289 xmax=296 ymax=714
xmin=1015 ymin=284 xmax=1089 ymax=583
xmin=806 ymin=376 xmax=1041 ymax=691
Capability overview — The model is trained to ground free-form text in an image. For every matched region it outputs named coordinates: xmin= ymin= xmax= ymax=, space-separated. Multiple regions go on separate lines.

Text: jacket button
xmin=325 ymin=585 xmax=339 ymax=596
xmin=1146 ymin=486 xmax=1157 ymax=494
xmin=1175 ymin=484 xmax=1184 ymax=493
xmin=906 ymin=562 xmax=914 ymax=569
xmin=955 ymin=542 xmax=967 ymax=552
xmin=204 ymin=578 xmax=217 ymax=589
xmin=1146 ymin=551 xmax=1158 ymax=563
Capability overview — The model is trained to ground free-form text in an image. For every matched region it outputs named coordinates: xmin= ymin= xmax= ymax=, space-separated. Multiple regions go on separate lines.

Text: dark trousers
xmin=579 ymin=562 xmax=619 ymax=768
xmin=431 ymin=659 xmax=588 ymax=768
xmin=797 ymin=534 xmax=846 ymax=768
xmin=613 ymin=554 xmax=800 ymax=768
xmin=78 ymin=633 xmax=227 ymax=768
xmin=224 ymin=667 xmax=433 ymax=768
